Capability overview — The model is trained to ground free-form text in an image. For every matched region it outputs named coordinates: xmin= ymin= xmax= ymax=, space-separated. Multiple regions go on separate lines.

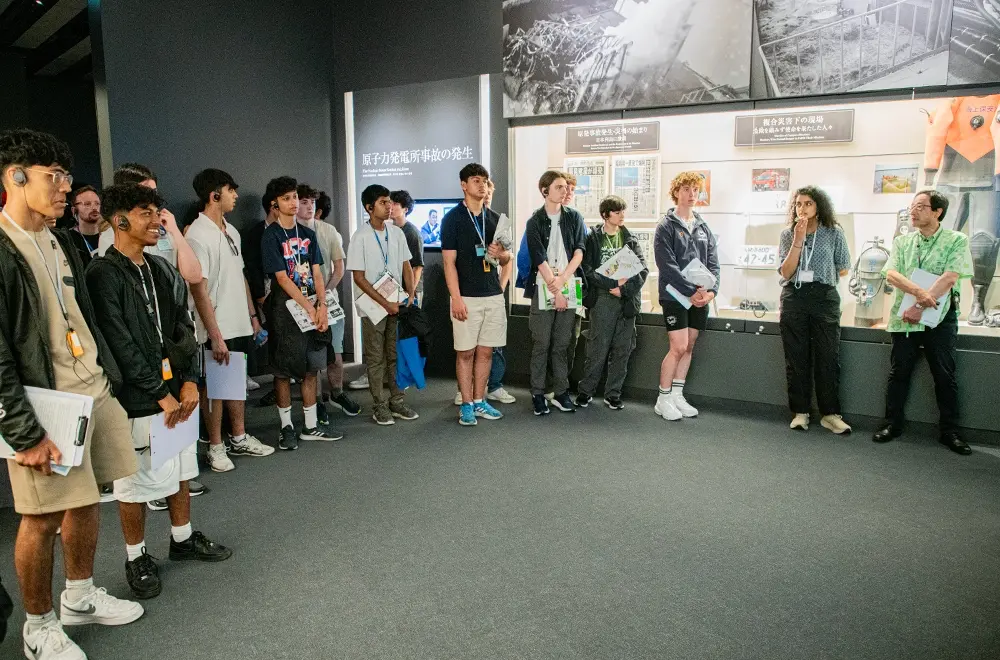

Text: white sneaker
xmin=672 ymin=392 xmax=698 ymax=418
xmin=654 ymin=395 xmax=682 ymax=421
xmin=60 ymin=586 xmax=144 ymax=627
xmin=228 ymin=433 xmax=275 ymax=457
xmin=820 ymin=414 xmax=852 ymax=435
xmin=487 ymin=387 xmax=517 ymax=404
xmin=454 ymin=391 xmax=463 ymax=406
xmin=790 ymin=413 xmax=810 ymax=431
xmin=207 ymin=443 xmax=235 ymax=472
xmin=348 ymin=374 xmax=369 ymax=390
xmin=23 ymin=619 xmax=86 ymax=659
xmin=545 ymin=392 xmax=555 ymax=402
xmin=246 ymin=376 xmax=261 ymax=392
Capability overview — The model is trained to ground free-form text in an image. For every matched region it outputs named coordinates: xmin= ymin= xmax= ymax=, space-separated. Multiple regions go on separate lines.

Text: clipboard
xmin=22 ymin=387 xmax=93 ymax=468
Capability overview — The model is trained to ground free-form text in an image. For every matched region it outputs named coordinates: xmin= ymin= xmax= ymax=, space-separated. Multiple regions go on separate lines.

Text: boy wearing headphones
xmin=187 ymin=169 xmax=273 ymax=471
xmin=86 ymin=183 xmax=232 ymax=600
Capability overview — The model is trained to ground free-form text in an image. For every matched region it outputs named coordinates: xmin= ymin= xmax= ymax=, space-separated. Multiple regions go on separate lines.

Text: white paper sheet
xmin=204 ymin=351 xmax=247 ymax=401
xmin=666 ymin=284 xmax=693 ymax=309
xmin=897 ymin=268 xmax=949 ymax=328
xmin=23 ymin=387 xmax=93 ymax=467
xmin=150 ymin=407 xmax=200 ymax=471
xmin=597 ymin=247 xmax=644 ymax=281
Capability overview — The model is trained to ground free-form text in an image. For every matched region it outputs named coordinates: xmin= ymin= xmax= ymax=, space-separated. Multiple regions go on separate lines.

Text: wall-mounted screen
xmin=410 ymin=199 xmax=462 ymax=249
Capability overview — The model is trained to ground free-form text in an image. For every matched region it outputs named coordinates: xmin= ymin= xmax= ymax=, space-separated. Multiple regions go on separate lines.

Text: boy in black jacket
xmin=524 ymin=170 xmax=587 ymax=415
xmin=87 ymin=184 xmax=231 ymax=601
xmin=576 ymin=196 xmax=648 ymax=410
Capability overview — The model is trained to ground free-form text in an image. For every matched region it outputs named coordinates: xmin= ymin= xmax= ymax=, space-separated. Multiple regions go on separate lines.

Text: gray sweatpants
xmin=577 ymin=291 xmax=637 ymax=399
xmin=529 ymin=290 xmax=578 ymax=396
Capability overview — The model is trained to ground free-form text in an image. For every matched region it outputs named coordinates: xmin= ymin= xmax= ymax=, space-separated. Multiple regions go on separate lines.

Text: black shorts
xmin=661 ymin=300 xmax=709 ymax=331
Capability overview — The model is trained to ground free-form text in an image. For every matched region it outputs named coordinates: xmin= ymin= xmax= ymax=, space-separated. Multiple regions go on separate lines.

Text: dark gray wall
xmin=96 ymin=0 xmax=335 ymax=231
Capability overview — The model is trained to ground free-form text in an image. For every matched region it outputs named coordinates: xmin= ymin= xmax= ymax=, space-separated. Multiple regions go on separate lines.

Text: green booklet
xmin=538 ymin=276 xmax=583 ymax=310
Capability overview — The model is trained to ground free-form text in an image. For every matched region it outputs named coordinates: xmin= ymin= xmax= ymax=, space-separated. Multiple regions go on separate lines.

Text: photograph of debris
xmin=948 ymin=0 xmax=1000 ymax=84
xmin=502 ymin=0 xmax=754 ymax=118
xmin=754 ymin=0 xmax=954 ymax=98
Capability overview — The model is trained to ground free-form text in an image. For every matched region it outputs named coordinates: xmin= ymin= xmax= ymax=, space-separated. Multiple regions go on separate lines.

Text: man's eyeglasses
xmin=909 ymin=204 xmax=929 ymax=213
xmin=28 ymin=168 xmax=73 ymax=187
xmin=223 ymin=230 xmax=239 ymax=256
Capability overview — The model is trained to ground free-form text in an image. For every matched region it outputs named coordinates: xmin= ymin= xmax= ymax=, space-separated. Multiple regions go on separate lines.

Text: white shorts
xmin=114 ymin=415 xmax=200 ymax=504
xmin=451 ymin=295 xmax=507 ymax=352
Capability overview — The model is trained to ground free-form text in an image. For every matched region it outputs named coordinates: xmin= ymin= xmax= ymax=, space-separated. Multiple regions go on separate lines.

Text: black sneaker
xmin=147 ymin=499 xmax=167 ymax=512
xmin=99 ymin=484 xmax=115 ymax=503
xmin=551 ymin=392 xmax=576 ymax=413
xmin=188 ymin=480 xmax=208 ymax=497
xmin=575 ymin=393 xmax=592 ymax=408
xmin=532 ymin=394 xmax=550 ymax=416
xmin=257 ymin=388 xmax=277 ymax=407
xmin=169 ymin=531 xmax=233 ymax=562
xmin=604 ymin=396 xmax=625 ymax=410
xmin=316 ymin=402 xmax=330 ymax=426
xmin=278 ymin=425 xmax=298 ymax=451
xmin=331 ymin=392 xmax=362 ymax=417
xmin=300 ymin=426 xmax=344 ymax=442
xmin=125 ymin=549 xmax=161 ymax=599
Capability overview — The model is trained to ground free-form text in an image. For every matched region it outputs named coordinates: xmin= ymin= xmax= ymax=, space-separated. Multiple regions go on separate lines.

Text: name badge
xmin=161 ymin=357 xmax=173 ymax=381
xmin=157 ymin=237 xmax=172 ymax=252
xmin=476 ymin=246 xmax=485 ymax=257
xmin=799 ymin=270 xmax=815 ymax=283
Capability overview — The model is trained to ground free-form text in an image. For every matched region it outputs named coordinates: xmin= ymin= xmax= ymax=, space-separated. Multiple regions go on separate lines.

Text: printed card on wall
xmin=873 ymin=164 xmax=918 ymax=194
xmin=751 ymin=168 xmax=791 ymax=192
xmin=564 ymin=157 xmax=609 ymax=219
xmin=612 ymin=155 xmax=659 ymax=219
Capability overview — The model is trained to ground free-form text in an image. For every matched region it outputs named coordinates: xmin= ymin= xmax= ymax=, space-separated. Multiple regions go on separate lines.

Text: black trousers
xmin=779 ymin=283 xmax=842 ymax=415
xmin=884 ymin=310 xmax=959 ymax=433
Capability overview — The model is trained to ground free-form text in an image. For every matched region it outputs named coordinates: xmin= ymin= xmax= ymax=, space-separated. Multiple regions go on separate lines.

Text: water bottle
xmin=254 ymin=328 xmax=268 ymax=348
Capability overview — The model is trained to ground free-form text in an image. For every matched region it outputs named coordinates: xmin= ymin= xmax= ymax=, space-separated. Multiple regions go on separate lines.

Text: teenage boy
xmin=442 ymin=165 xmax=511 ymax=425
xmin=524 ymin=170 xmax=588 ymax=415
xmin=0 ymin=129 xmax=143 ymax=660
xmin=96 ymin=163 xmax=203 ymax=285
xmin=874 ymin=190 xmax=975 ymax=454
xmin=188 ymin=169 xmax=274 ymax=470
xmin=390 ymin=189 xmax=425 ymax=304
xmin=87 ymin=183 xmax=232 ymax=600
xmin=654 ymin=171 xmax=721 ymax=421
xmin=262 ymin=177 xmax=342 ymax=448
xmin=577 ymin=195 xmax=648 ymax=410
xmin=295 ymin=183 xmax=360 ymax=423
xmin=346 ymin=184 xmax=419 ymax=425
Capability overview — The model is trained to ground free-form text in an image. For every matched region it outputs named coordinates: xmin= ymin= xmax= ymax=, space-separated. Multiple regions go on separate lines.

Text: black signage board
xmin=566 ymin=121 xmax=660 ymax=154
xmin=735 ymin=109 xmax=854 ymax=147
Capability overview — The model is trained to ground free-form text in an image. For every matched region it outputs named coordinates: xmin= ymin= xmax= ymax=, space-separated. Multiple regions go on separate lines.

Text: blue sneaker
xmin=474 ymin=400 xmax=503 ymax=420
xmin=459 ymin=402 xmax=477 ymax=426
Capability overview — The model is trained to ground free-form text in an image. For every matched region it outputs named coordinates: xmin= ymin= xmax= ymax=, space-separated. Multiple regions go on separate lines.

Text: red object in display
xmin=923 ymin=95 xmax=1000 ymax=174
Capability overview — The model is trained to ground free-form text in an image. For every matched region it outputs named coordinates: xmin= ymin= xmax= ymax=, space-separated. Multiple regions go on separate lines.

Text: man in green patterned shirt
xmin=874 ymin=190 xmax=975 ymax=454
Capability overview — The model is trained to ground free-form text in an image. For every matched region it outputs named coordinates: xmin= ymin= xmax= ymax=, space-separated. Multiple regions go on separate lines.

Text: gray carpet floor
xmin=2 ymin=378 xmax=1000 ymax=660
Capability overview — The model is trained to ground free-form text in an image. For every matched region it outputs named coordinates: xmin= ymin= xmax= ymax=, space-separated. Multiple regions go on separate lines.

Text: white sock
xmin=658 ymin=386 xmax=672 ymax=396
xmin=230 ymin=433 xmax=246 ymax=445
xmin=25 ymin=610 xmax=56 ymax=632
xmin=64 ymin=577 xmax=93 ymax=603
xmin=473 ymin=399 xmax=483 ymax=405
xmin=126 ymin=541 xmax=145 ymax=562
xmin=304 ymin=404 xmax=318 ymax=429
xmin=278 ymin=406 xmax=293 ymax=428
xmin=672 ymin=380 xmax=685 ymax=396
xmin=171 ymin=522 xmax=193 ymax=543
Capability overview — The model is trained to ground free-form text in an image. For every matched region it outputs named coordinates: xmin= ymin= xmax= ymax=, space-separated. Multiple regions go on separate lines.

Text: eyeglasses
xmin=909 ymin=204 xmax=929 ymax=212
xmin=223 ymin=230 xmax=239 ymax=256
xmin=28 ymin=167 xmax=73 ymax=187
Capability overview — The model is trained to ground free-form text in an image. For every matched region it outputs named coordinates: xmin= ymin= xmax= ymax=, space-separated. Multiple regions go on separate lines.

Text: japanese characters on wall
xmin=563 ymin=157 xmax=608 ymax=219
xmin=611 ymin=155 xmax=659 ymax=219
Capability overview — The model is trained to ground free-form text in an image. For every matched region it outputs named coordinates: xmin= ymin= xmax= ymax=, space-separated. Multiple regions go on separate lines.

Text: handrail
xmin=761 ymin=0 xmax=913 ymax=48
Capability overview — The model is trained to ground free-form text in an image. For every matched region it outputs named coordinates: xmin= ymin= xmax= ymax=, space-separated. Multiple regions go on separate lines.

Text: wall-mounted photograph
xmin=873 ymin=164 xmax=919 ymax=193
xmin=948 ymin=0 xmax=1000 ymax=84
xmin=502 ymin=0 xmax=753 ymax=118
xmin=753 ymin=0 xmax=953 ymax=98
xmin=752 ymin=167 xmax=791 ymax=191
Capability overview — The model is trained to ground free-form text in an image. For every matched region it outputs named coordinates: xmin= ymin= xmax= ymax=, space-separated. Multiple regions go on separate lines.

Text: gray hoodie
xmin=653 ymin=208 xmax=720 ymax=300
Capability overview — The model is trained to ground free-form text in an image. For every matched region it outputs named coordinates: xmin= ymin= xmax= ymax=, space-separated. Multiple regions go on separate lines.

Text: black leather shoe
xmin=872 ymin=425 xmax=902 ymax=443
xmin=939 ymin=432 xmax=972 ymax=456
xmin=169 ymin=531 xmax=233 ymax=562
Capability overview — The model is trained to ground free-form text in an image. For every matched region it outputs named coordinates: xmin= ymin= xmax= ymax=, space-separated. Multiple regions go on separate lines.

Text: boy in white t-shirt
xmin=346 ymin=184 xmax=418 ymax=426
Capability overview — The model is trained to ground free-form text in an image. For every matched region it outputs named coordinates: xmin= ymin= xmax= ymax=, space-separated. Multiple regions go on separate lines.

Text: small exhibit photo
xmin=754 ymin=0 xmax=954 ymax=98
xmin=873 ymin=164 xmax=919 ymax=193
xmin=502 ymin=0 xmax=753 ymax=117
xmin=694 ymin=170 xmax=712 ymax=206
xmin=752 ymin=167 xmax=791 ymax=191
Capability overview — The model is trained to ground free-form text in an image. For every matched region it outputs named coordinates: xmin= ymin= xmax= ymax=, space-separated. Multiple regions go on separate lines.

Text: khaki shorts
xmin=452 ymin=295 xmax=507 ymax=352
xmin=6 ymin=394 xmax=138 ymax=515
xmin=114 ymin=415 xmax=199 ymax=504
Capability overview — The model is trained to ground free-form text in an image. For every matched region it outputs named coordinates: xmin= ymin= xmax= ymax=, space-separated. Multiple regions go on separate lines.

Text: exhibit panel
xmin=508 ymin=94 xmax=1000 ymax=335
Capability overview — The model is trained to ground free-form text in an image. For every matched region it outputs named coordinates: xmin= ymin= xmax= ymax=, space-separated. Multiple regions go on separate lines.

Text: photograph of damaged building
xmin=754 ymin=0 xmax=955 ymax=97
xmin=502 ymin=0 xmax=754 ymax=118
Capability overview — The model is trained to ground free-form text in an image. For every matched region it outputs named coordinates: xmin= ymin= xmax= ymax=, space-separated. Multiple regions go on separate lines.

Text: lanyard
xmin=134 ymin=261 xmax=165 ymax=347
xmin=466 ymin=205 xmax=486 ymax=246
xmin=372 ymin=224 xmax=390 ymax=269
xmin=917 ymin=228 xmax=942 ymax=269
xmin=2 ymin=209 xmax=70 ymax=324
xmin=282 ymin=222 xmax=302 ymax=267
xmin=603 ymin=230 xmax=623 ymax=252
xmin=794 ymin=231 xmax=817 ymax=288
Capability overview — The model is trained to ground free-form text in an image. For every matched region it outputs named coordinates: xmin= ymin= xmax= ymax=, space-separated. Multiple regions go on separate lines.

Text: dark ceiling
xmin=0 ymin=0 xmax=92 ymax=79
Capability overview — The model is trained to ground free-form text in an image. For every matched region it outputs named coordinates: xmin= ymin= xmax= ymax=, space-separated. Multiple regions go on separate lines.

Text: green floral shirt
xmin=881 ymin=226 xmax=974 ymax=333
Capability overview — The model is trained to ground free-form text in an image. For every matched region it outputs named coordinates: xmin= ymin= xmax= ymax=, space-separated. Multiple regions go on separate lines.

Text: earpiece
xmin=12 ymin=169 xmax=27 ymax=186
xmin=271 ymin=202 xmax=278 ymax=210
xmin=213 ymin=192 xmax=221 ymax=202
xmin=116 ymin=215 xmax=130 ymax=231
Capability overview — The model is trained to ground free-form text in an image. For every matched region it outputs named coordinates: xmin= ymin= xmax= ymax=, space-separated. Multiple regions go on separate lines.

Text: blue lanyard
xmin=466 ymin=205 xmax=486 ymax=246
xmin=372 ymin=225 xmax=389 ymax=269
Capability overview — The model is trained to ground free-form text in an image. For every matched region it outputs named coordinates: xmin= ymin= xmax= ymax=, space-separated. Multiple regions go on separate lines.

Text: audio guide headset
xmin=12 ymin=169 xmax=27 ymax=186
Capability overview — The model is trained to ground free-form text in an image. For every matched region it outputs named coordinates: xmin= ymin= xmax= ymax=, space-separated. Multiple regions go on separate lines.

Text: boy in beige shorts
xmin=1 ymin=129 xmax=143 ymax=660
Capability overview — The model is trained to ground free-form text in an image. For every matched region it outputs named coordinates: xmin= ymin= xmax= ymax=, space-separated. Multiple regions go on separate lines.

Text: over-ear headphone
xmin=116 ymin=215 xmax=130 ymax=231
xmin=12 ymin=169 xmax=27 ymax=186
